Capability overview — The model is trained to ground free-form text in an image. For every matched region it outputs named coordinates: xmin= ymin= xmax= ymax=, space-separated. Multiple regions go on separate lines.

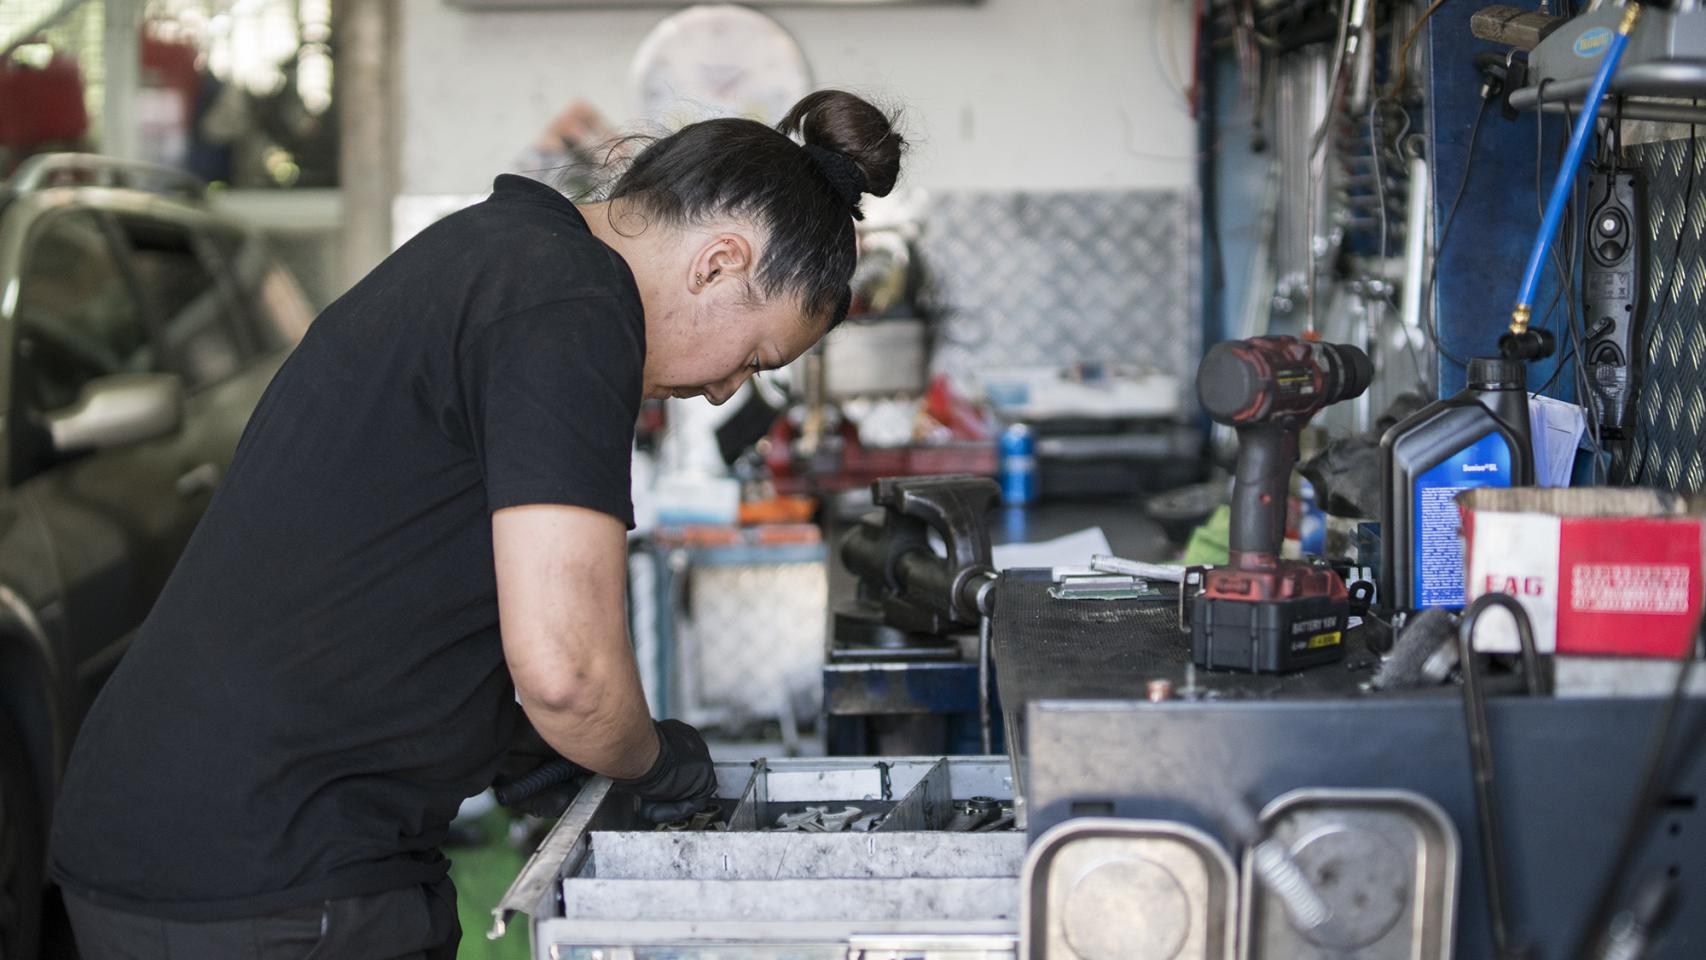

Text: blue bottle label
xmin=1412 ymin=431 xmax=1514 ymax=608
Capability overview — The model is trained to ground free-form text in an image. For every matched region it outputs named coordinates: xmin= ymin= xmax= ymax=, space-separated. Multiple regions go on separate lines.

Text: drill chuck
xmin=1196 ymin=336 xmax=1371 ymax=560
xmin=1198 ymin=338 xmax=1372 ymax=427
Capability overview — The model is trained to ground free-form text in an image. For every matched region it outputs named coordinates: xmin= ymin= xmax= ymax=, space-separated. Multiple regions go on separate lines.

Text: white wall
xmin=397 ymin=0 xmax=1198 ymax=197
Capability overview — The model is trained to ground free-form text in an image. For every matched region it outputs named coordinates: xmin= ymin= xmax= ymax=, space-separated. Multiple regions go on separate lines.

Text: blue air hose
xmin=1511 ymin=3 xmax=1643 ymax=332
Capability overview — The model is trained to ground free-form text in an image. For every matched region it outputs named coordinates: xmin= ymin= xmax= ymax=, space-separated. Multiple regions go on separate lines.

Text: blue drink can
xmin=999 ymin=423 xmax=1037 ymax=506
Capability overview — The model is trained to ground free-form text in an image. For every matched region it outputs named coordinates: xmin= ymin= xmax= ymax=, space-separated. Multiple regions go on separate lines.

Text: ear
xmin=688 ymin=233 xmax=756 ymax=295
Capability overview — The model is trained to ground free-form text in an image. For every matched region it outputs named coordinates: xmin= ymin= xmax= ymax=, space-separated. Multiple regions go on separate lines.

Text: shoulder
xmin=433 ymin=177 xmax=642 ymax=317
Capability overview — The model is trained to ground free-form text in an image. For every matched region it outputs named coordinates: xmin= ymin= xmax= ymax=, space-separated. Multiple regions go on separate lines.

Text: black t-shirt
xmin=49 ymin=175 xmax=645 ymax=920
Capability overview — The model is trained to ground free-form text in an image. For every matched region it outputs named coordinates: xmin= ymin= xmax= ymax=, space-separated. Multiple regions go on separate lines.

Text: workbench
xmin=822 ymin=496 xmax=1178 ymax=755
xmin=987 ymin=571 xmax=1706 ymax=958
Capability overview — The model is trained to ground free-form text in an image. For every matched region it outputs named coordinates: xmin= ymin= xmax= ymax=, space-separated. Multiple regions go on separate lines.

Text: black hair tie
xmin=802 ymin=144 xmax=868 ymax=221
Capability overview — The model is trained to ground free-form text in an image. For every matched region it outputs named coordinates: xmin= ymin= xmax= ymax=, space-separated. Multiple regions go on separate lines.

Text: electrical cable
xmin=1389 ymin=0 xmax=1449 ymax=102
xmin=1152 ymin=0 xmax=1199 ymax=115
xmin=1458 ymin=594 xmax=1544 ymax=960
xmin=1317 ymin=0 xmax=1359 ymax=156
xmin=1526 ymin=96 xmax=1575 ymax=399
xmin=1611 ymin=95 xmax=1625 ymax=163
xmin=1370 ymin=74 xmax=1391 ymax=267
xmin=1572 ymin=199 xmax=1608 ymax=481
xmin=1305 ymin=0 xmax=1361 ymax=337
xmin=1368 ymin=95 xmax=1431 ymax=393
xmin=1530 ymin=289 xmax=1576 ymax=393
xmin=1553 ymin=101 xmax=1609 ymax=476
xmin=1572 ymin=646 xmax=1702 ymax=960
xmin=1528 ymin=223 xmax=1578 ymax=399
xmin=1527 ymin=254 xmax=1576 ymax=395
xmin=1533 ymin=90 xmax=1606 ymax=475
xmin=1422 ymin=97 xmax=1495 ymax=370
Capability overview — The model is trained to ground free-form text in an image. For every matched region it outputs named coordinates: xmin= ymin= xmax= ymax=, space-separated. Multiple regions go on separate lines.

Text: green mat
xmin=1182 ymin=504 xmax=1231 ymax=567
xmin=449 ymin=809 xmax=533 ymax=960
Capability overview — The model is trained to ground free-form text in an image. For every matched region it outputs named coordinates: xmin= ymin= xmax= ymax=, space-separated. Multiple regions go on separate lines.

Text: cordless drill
xmin=1191 ymin=336 xmax=1373 ymax=672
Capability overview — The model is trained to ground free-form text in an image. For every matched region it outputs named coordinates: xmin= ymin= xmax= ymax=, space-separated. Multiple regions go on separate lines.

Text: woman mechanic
xmin=49 ymin=89 xmax=905 ymax=958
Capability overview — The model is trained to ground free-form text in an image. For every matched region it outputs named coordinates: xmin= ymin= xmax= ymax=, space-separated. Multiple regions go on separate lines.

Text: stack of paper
xmin=1528 ymin=395 xmax=1587 ymax=487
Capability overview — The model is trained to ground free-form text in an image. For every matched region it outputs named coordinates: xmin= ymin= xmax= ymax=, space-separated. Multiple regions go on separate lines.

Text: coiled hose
xmin=493 ymin=757 xmax=584 ymax=807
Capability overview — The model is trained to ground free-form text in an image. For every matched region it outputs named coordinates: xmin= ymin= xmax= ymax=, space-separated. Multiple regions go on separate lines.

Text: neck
xmin=577 ymin=201 xmax=633 ymax=268
xmin=580 ymin=199 xmax=662 ymax=310
xmin=578 ymin=200 xmax=675 ymax=395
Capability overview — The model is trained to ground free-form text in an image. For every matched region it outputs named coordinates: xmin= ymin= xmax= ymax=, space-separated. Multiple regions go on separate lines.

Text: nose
xmin=706 ymin=368 xmax=754 ymax=406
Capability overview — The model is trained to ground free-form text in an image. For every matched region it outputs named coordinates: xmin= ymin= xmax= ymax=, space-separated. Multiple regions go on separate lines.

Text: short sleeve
xmin=460 ymin=298 xmax=643 ymax=525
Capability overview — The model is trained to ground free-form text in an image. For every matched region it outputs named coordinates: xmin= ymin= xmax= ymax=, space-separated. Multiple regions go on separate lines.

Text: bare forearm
xmin=494 ymin=505 xmax=664 ymax=780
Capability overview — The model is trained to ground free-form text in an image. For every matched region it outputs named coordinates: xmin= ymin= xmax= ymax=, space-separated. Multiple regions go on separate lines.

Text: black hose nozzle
xmin=1499 ymin=328 xmax=1556 ymax=362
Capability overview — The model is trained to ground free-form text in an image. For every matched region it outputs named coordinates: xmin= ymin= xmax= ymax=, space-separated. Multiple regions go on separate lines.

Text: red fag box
xmin=1459 ymin=487 xmax=1703 ymax=658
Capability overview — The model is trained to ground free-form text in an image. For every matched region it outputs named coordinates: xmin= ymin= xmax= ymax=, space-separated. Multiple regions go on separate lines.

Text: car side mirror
xmin=47 ymin=373 xmax=186 ymax=454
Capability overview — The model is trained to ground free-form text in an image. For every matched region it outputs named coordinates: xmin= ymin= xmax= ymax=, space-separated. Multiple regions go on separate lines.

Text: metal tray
xmin=1239 ymin=788 xmax=1459 ymax=960
xmin=491 ymin=756 xmax=1023 ymax=959
xmin=1021 ymin=818 xmax=1238 ymax=960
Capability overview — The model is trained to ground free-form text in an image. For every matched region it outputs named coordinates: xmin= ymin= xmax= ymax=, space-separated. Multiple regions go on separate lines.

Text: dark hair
xmin=604 ymin=90 xmax=905 ymax=329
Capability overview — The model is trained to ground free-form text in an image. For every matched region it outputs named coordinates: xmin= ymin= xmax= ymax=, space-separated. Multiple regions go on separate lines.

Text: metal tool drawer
xmin=491 ymin=756 xmax=1021 ymax=960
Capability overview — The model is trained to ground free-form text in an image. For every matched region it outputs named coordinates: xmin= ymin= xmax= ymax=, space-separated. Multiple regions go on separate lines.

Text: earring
xmin=695 ymin=272 xmax=704 ymax=286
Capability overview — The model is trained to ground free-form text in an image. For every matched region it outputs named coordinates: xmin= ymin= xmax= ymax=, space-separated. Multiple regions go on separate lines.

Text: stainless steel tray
xmin=1239 ymin=788 xmax=1459 ymax=960
xmin=1021 ymin=818 xmax=1238 ymax=960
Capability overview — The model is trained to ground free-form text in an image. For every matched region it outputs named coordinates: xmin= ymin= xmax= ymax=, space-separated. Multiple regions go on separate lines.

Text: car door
xmin=105 ymin=211 xmax=269 ymax=543
xmin=7 ymin=207 xmax=191 ymax=710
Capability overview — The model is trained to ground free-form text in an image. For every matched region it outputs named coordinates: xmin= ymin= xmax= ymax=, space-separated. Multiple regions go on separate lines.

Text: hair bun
xmin=778 ymin=90 xmax=905 ymax=199
xmin=801 ymin=144 xmax=868 ymax=217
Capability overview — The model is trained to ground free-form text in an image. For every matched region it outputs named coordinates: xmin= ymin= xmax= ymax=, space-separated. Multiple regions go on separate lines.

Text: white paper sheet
xmin=1528 ymin=395 xmax=1587 ymax=487
xmin=991 ymin=526 xmax=1113 ymax=571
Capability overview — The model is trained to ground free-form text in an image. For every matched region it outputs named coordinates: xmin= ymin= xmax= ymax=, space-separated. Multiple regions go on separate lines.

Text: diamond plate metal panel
xmin=918 ymin=190 xmax=1200 ymax=412
xmin=675 ymin=562 xmax=827 ymax=728
xmin=1616 ymin=134 xmax=1706 ymax=491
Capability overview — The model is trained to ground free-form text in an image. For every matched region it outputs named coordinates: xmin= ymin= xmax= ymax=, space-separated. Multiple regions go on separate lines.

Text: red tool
xmin=1190 ymin=336 xmax=1372 ymax=672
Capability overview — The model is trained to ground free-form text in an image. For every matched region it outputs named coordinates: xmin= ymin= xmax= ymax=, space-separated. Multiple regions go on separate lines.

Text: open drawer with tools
xmin=490 ymin=756 xmax=1023 ymax=959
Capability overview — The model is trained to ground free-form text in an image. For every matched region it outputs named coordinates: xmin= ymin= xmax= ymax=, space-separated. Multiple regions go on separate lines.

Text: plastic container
xmin=1380 ymin=357 xmax=1535 ymax=611
xmin=999 ymin=423 xmax=1037 ymax=506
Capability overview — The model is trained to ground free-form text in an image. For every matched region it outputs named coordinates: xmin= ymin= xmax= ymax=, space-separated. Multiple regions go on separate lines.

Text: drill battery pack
xmin=1190 ymin=592 xmax=1349 ymax=673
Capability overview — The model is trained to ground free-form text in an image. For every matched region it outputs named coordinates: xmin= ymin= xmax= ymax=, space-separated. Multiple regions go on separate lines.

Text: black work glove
xmin=613 ymin=719 xmax=718 ymax=823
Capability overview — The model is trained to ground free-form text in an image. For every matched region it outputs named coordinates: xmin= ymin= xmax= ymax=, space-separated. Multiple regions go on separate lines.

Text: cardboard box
xmin=1459 ymin=487 xmax=1702 ymax=658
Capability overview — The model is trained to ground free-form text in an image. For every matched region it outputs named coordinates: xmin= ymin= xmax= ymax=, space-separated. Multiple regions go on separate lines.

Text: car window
xmin=113 ymin=216 xmax=245 ymax=390
xmin=14 ymin=211 xmax=154 ymax=413
xmin=216 ymin=225 xmax=314 ymax=351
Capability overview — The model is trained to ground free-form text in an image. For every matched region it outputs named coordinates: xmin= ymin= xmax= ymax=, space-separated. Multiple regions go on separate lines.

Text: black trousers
xmin=63 ymin=876 xmax=460 ymax=960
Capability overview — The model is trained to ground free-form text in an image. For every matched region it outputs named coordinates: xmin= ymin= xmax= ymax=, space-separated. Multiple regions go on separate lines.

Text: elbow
xmin=515 ymin=668 xmax=606 ymax=719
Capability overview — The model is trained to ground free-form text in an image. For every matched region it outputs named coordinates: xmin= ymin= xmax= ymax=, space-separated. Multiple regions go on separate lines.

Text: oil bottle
xmin=1380 ymin=357 xmax=1534 ymax=612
